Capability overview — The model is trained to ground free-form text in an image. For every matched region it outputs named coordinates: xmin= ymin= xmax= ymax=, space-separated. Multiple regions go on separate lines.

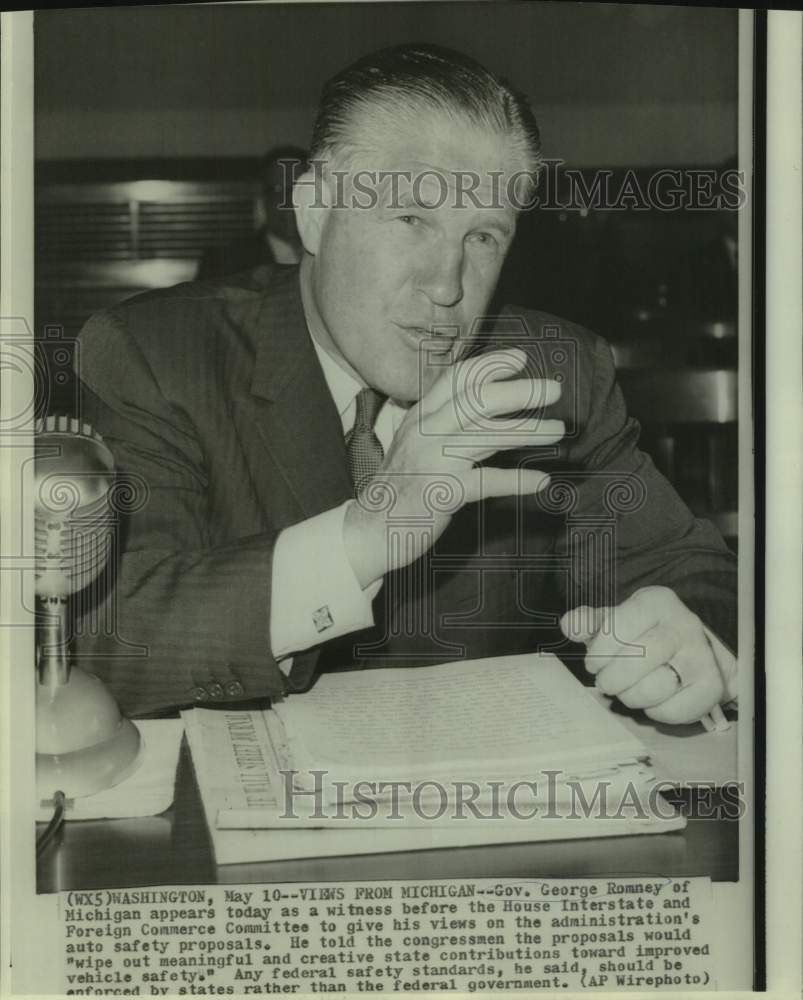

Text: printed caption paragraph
xmin=60 ymin=878 xmax=717 ymax=994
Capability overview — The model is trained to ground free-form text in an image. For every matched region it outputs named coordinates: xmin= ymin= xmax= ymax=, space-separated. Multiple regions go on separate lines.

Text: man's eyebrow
xmin=382 ymin=190 xmax=514 ymax=227
xmin=470 ymin=215 xmax=514 ymax=238
xmin=375 ymin=184 xmax=515 ymax=235
xmin=386 ymin=188 xmax=437 ymax=209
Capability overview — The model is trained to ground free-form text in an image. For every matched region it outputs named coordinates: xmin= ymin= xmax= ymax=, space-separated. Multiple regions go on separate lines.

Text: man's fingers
xmin=587 ymin=622 xmax=677 ymax=681
xmin=632 ymin=640 xmax=724 ymax=722
xmin=559 ymin=605 xmax=607 ymax=644
xmin=455 ymin=378 xmax=563 ymax=426
xmin=574 ymin=588 xmax=686 ymax=666
xmin=423 ymin=348 xmax=529 ymax=413
xmin=559 ymin=594 xmax=665 ymax=658
xmin=592 ymin=625 xmax=678 ymax=692
xmin=561 ymin=588 xmax=728 ymax=726
xmin=437 ymin=419 xmax=565 ymax=459
xmin=615 ymin=664 xmax=688 ymax=709
xmin=429 ymin=377 xmax=562 ymax=431
xmin=462 ymin=466 xmax=550 ymax=504
xmin=644 ymin=675 xmax=725 ymax=725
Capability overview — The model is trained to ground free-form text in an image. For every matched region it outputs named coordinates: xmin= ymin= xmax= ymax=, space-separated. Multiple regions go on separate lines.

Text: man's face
xmin=299 ymin=117 xmax=519 ymax=402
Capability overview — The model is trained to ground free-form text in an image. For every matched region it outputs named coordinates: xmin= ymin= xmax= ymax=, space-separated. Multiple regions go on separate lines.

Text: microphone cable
xmin=36 ymin=790 xmax=66 ymax=855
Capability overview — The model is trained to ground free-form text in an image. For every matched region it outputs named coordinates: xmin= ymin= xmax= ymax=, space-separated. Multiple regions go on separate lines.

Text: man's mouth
xmin=396 ymin=323 xmax=458 ymax=355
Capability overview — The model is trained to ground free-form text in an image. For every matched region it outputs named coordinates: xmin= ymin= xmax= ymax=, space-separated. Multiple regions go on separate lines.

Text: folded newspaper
xmin=182 ymin=653 xmax=686 ymax=865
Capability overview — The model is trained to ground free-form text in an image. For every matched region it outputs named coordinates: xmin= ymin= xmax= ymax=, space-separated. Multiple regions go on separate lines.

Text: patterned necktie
xmin=345 ymin=387 xmax=385 ymax=496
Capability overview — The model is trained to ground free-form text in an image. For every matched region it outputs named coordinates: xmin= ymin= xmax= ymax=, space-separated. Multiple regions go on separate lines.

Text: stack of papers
xmin=183 ymin=653 xmax=687 ymax=865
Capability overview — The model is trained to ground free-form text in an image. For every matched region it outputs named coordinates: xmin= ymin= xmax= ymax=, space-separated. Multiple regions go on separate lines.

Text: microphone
xmin=34 ymin=415 xmax=141 ymax=800
xmin=35 ymin=415 xmax=116 ymax=686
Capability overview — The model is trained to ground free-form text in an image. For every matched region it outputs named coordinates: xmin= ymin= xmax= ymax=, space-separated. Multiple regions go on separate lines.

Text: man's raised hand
xmin=343 ymin=348 xmax=563 ymax=587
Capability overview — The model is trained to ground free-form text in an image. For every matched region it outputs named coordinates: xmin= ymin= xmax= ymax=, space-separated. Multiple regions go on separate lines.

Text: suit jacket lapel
xmin=243 ymin=268 xmax=354 ymax=521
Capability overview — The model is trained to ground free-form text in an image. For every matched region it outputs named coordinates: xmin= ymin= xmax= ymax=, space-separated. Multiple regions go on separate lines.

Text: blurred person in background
xmin=197 ymin=144 xmax=308 ymax=279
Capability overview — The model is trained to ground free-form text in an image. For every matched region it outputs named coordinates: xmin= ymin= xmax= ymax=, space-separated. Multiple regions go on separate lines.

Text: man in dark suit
xmin=75 ymin=44 xmax=737 ymax=723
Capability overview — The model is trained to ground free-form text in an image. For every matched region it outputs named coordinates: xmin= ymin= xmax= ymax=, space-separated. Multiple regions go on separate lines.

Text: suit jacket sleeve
xmin=553 ymin=328 xmax=737 ymax=652
xmin=74 ymin=308 xmax=294 ymax=716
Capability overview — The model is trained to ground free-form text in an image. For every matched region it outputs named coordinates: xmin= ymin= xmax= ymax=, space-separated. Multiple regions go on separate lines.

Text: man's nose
xmin=416 ymin=243 xmax=464 ymax=308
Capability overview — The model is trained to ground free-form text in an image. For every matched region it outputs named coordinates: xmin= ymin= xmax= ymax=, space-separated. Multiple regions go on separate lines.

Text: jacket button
xmin=192 ymin=685 xmax=207 ymax=702
xmin=225 ymin=681 xmax=245 ymax=697
xmin=207 ymin=682 xmax=224 ymax=699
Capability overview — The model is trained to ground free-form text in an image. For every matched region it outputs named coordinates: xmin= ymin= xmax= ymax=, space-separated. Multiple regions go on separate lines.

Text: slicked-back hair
xmin=309 ymin=43 xmax=543 ymax=187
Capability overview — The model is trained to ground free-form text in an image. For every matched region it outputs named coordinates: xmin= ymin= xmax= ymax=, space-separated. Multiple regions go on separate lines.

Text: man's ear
xmin=293 ymin=168 xmax=329 ymax=256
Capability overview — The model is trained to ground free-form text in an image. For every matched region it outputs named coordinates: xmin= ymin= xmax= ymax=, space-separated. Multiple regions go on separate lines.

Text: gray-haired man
xmin=76 ymin=44 xmax=737 ymax=720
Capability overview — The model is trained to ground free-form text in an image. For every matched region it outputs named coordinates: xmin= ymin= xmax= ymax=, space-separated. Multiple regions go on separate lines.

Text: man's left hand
xmin=559 ymin=586 xmax=731 ymax=724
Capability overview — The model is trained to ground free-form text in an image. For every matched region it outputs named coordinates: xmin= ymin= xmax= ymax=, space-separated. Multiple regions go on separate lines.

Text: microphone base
xmin=36 ymin=718 xmax=141 ymax=801
xmin=36 ymin=667 xmax=143 ymax=801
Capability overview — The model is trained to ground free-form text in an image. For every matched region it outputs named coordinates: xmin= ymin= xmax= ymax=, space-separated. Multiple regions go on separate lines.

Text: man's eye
xmin=397 ymin=214 xmax=420 ymax=226
xmin=468 ymin=231 xmax=498 ymax=247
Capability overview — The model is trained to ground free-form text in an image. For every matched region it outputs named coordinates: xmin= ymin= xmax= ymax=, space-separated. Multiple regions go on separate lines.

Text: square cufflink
xmin=312 ymin=605 xmax=334 ymax=633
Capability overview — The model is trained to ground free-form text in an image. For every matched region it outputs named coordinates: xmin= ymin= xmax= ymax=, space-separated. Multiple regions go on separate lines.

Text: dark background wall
xmin=35 ymin=3 xmax=737 ymax=166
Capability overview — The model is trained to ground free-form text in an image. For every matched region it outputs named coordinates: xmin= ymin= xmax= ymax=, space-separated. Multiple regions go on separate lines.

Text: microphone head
xmin=35 ymin=416 xmax=116 ymax=599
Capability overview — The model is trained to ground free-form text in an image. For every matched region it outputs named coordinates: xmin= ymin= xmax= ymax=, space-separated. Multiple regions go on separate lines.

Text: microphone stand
xmin=35 ymin=416 xmax=142 ymax=803
xmin=38 ymin=595 xmax=69 ymax=689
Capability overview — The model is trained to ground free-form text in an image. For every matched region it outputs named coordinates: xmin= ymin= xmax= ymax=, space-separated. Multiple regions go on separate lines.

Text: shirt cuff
xmin=703 ymin=626 xmax=738 ymax=704
xmin=270 ymin=501 xmax=381 ymax=660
